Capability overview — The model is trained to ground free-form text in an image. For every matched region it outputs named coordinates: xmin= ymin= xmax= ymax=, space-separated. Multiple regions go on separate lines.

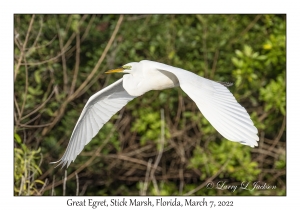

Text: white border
xmin=2 ymin=0 xmax=298 ymax=209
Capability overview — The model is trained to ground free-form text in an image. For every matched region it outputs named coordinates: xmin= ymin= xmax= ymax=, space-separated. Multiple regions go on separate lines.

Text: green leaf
xmin=14 ymin=133 xmax=22 ymax=144
xmin=34 ymin=71 xmax=41 ymax=84
xmin=235 ymin=49 xmax=243 ymax=58
xmin=231 ymin=57 xmax=240 ymax=67
xmin=244 ymin=45 xmax=252 ymax=57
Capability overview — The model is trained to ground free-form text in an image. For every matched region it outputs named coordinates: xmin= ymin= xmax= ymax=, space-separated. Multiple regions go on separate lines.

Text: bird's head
xmin=105 ymin=62 xmax=137 ymax=74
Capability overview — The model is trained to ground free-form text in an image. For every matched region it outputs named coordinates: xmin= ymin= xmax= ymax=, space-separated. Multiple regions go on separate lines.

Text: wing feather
xmin=154 ymin=61 xmax=259 ymax=147
xmin=52 ymin=78 xmax=135 ymax=168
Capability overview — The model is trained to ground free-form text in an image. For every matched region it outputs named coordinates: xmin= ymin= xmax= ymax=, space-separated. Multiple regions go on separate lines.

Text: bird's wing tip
xmin=250 ymin=141 xmax=259 ymax=148
xmin=239 ymin=139 xmax=258 ymax=148
xmin=50 ymin=159 xmax=69 ymax=169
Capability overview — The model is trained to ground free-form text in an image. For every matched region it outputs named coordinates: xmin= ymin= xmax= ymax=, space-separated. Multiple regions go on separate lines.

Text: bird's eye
xmin=122 ymin=65 xmax=131 ymax=70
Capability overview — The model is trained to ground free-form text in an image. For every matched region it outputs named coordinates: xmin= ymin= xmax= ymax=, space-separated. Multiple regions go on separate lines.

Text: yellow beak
xmin=105 ymin=68 xmax=124 ymax=74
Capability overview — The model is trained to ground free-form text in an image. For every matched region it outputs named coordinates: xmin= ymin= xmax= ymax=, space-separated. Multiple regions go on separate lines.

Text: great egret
xmin=52 ymin=60 xmax=258 ymax=168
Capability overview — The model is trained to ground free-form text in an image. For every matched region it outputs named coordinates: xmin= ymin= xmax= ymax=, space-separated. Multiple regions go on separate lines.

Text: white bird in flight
xmin=52 ymin=60 xmax=258 ymax=168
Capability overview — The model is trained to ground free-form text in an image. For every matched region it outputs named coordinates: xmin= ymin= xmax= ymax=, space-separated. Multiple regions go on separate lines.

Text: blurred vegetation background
xmin=14 ymin=14 xmax=286 ymax=196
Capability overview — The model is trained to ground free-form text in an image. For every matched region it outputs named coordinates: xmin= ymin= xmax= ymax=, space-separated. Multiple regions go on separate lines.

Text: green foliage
xmin=132 ymin=106 xmax=170 ymax=146
xmin=14 ymin=133 xmax=45 ymax=195
xmin=275 ymin=152 xmax=286 ymax=170
xmin=14 ymin=14 xmax=285 ymax=196
xmin=260 ymin=74 xmax=286 ymax=115
xmin=188 ymin=141 xmax=260 ymax=195
xmin=232 ymin=45 xmax=266 ymax=87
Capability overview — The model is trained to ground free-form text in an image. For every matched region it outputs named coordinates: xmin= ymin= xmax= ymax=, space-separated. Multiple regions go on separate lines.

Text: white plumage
xmin=52 ymin=60 xmax=258 ymax=168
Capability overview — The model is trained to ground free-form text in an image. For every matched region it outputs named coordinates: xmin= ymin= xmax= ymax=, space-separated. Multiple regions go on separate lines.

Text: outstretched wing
xmin=52 ymin=78 xmax=135 ymax=168
xmin=153 ymin=61 xmax=259 ymax=147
